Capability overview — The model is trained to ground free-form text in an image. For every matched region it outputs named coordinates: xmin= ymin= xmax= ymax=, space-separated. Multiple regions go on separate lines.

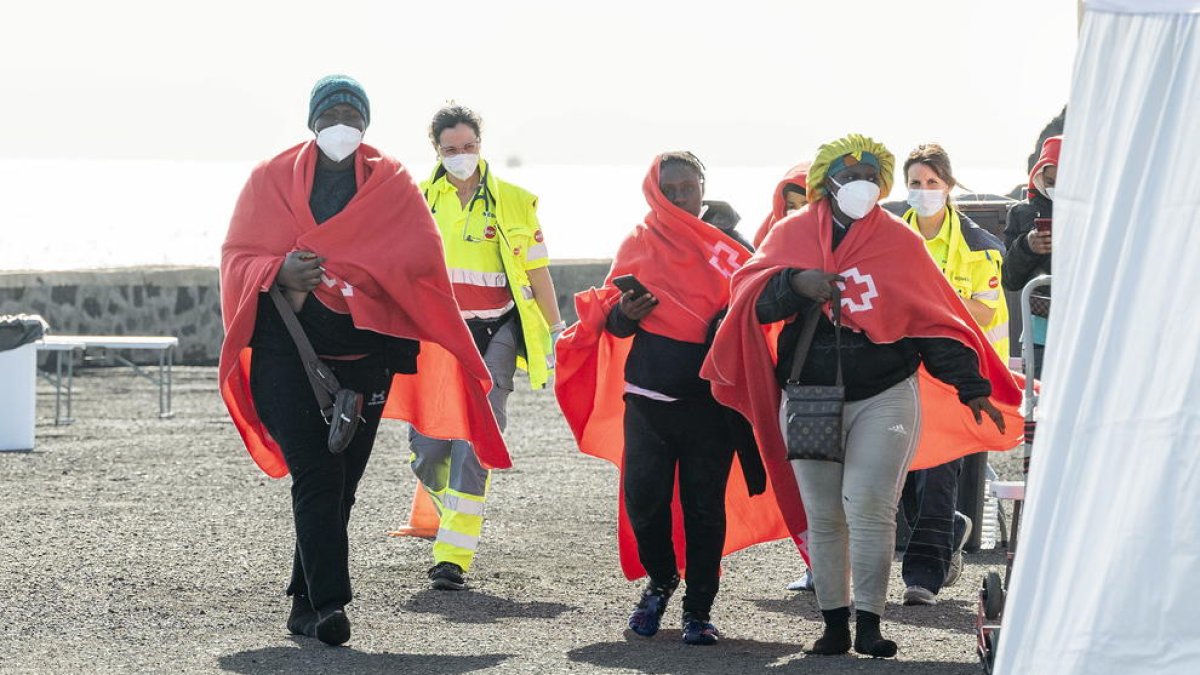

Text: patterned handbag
xmin=784 ymin=286 xmax=846 ymax=463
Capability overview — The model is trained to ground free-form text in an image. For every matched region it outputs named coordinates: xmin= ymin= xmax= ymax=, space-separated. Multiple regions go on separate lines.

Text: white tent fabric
xmin=995 ymin=4 xmax=1200 ymax=675
xmin=1089 ymin=0 xmax=1200 ymax=13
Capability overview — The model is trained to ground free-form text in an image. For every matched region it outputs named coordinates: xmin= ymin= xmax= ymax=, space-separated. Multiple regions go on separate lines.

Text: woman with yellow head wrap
xmin=806 ymin=133 xmax=895 ymax=208
xmin=705 ymin=132 xmax=1015 ymax=658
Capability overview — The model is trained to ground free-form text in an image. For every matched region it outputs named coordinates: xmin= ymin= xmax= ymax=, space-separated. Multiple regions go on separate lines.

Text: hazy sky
xmin=2 ymin=0 xmax=1077 ymax=169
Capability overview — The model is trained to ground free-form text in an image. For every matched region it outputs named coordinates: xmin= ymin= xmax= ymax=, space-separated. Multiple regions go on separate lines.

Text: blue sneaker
xmin=627 ymin=576 xmax=678 ymax=637
xmin=682 ymin=612 xmax=719 ymax=646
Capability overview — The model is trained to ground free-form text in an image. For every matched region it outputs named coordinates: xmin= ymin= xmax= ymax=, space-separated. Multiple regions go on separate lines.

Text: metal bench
xmin=37 ymin=335 xmax=178 ymax=420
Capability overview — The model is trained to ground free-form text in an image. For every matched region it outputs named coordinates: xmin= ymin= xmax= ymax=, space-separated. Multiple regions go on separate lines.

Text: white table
xmin=38 ymin=335 xmax=178 ymax=419
xmin=35 ymin=339 xmax=85 ymax=425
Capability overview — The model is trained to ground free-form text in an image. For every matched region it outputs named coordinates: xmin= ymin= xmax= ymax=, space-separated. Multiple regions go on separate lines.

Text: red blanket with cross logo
xmin=554 ymin=155 xmax=795 ymax=579
xmin=702 ymin=199 xmax=1024 ymax=550
xmin=219 ymin=141 xmax=509 ymax=478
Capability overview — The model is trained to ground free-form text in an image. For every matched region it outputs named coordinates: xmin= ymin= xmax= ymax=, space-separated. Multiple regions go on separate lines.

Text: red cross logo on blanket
xmin=837 ymin=267 xmax=877 ymax=313
xmin=322 ymin=273 xmax=355 ymax=297
xmin=708 ymin=241 xmax=743 ymax=278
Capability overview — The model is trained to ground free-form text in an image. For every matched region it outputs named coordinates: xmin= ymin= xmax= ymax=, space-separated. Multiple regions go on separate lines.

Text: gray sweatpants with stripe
xmin=783 ymin=376 xmax=921 ymax=617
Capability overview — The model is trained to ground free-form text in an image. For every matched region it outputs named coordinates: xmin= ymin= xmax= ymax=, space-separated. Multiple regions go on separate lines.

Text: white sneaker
xmin=903 ymin=585 xmax=938 ymax=606
xmin=944 ymin=513 xmax=974 ymax=588
xmin=786 ymin=569 xmax=815 ymax=592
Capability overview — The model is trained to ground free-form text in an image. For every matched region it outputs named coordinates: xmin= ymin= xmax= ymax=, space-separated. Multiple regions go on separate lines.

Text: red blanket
xmin=555 ymin=156 xmax=793 ymax=580
xmin=703 ymin=201 xmax=1024 ymax=545
xmin=219 ymin=141 xmax=509 ymax=478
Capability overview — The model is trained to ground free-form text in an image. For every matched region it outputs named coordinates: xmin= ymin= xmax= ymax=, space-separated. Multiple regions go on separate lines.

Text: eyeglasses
xmin=439 ymin=140 xmax=480 ymax=156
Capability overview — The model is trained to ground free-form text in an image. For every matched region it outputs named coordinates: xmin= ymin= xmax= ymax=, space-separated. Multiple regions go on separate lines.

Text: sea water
xmin=0 ymin=159 xmax=1024 ymax=272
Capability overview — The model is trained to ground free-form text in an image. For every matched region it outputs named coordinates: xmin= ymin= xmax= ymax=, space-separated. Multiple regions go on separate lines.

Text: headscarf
xmin=806 ymin=133 xmax=895 ymax=203
xmin=752 ymin=162 xmax=809 ymax=248
xmin=1028 ymin=135 xmax=1062 ymax=200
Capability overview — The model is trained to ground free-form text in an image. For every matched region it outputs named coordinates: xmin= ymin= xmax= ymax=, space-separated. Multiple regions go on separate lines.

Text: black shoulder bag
xmin=268 ymin=287 xmax=363 ymax=454
xmin=784 ymin=285 xmax=846 ymax=463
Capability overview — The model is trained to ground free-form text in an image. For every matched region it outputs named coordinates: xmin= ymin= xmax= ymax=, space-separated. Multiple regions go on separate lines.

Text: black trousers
xmin=900 ymin=457 xmax=964 ymax=593
xmin=250 ymin=350 xmax=392 ymax=611
xmin=622 ymin=394 xmax=734 ymax=619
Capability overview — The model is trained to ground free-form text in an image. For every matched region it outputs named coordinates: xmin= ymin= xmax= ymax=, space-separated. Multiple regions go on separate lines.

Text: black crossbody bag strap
xmin=267 ymin=286 xmax=340 ymax=417
xmin=786 ymin=284 xmax=842 ymax=386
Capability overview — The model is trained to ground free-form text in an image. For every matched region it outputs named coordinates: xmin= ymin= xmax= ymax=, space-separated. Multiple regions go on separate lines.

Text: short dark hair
xmin=429 ymin=103 xmax=482 ymax=146
xmin=659 ymin=151 xmax=706 ymax=183
xmin=782 ymin=183 xmax=806 ymax=198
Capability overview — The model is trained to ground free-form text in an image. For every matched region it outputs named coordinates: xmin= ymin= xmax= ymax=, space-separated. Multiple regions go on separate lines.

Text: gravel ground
xmin=0 ymin=367 xmax=1020 ymax=674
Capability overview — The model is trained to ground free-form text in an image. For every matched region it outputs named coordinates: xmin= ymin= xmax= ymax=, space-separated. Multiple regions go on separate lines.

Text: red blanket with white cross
xmin=702 ymin=199 xmax=1024 ymax=548
xmin=219 ymin=141 xmax=509 ymax=478
xmin=554 ymin=155 xmax=795 ymax=580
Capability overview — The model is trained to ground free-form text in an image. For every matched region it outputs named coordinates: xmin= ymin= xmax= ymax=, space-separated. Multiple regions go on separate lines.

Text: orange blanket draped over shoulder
xmin=219 ymin=141 xmax=509 ymax=478
xmin=554 ymin=156 xmax=795 ymax=581
xmin=702 ymin=200 xmax=1025 ymax=548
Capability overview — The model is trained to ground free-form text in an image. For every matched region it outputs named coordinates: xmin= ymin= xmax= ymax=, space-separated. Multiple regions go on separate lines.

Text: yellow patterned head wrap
xmin=806 ymin=133 xmax=895 ymax=204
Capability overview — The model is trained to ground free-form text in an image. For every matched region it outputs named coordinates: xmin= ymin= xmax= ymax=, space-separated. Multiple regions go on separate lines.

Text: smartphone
xmin=612 ymin=274 xmax=650 ymax=299
xmin=1034 ymin=217 xmax=1052 ymax=234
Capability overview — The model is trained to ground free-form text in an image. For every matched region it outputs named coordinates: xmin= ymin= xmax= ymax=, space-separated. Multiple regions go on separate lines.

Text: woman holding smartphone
xmin=1002 ymin=135 xmax=1060 ymax=377
xmin=556 ymin=152 xmax=766 ymax=646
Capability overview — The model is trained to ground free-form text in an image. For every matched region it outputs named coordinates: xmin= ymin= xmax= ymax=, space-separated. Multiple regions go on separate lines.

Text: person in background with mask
xmin=752 ymin=163 xmax=810 ymax=249
xmin=898 ymin=143 xmax=1008 ymax=606
xmin=1002 ymin=135 xmax=1059 ymax=378
xmin=705 ymin=134 xmax=1014 ymax=658
xmin=220 ymin=75 xmax=508 ymax=645
xmin=407 ymin=103 xmax=564 ymax=592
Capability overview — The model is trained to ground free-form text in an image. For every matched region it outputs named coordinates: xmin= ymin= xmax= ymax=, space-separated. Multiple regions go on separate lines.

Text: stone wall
xmin=0 ymin=261 xmax=611 ymax=366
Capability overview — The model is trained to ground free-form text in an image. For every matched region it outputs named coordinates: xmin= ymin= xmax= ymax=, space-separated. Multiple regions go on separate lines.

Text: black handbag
xmin=784 ymin=286 xmax=846 ymax=463
xmin=269 ymin=287 xmax=363 ymax=454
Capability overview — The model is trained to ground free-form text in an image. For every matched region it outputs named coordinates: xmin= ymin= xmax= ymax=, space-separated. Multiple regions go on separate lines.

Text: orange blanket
xmin=219 ymin=141 xmax=509 ymax=477
xmin=555 ymin=156 xmax=793 ymax=580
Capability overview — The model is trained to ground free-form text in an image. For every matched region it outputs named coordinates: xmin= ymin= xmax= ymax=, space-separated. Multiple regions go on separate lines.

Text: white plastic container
xmin=0 ymin=342 xmax=37 ymax=451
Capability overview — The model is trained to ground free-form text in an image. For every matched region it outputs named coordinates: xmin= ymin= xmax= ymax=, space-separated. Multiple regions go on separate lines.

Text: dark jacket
xmin=1001 ymin=194 xmax=1053 ymax=293
xmin=754 ymin=217 xmax=992 ymax=404
xmin=606 ymin=305 xmax=766 ymax=495
xmin=756 ymin=274 xmax=990 ymax=404
xmin=607 ymin=309 xmax=713 ymax=399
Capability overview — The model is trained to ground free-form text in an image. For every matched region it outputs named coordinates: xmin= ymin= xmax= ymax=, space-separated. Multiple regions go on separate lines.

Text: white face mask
xmin=1044 ymin=187 xmax=1056 ymax=200
xmin=829 ymin=177 xmax=881 ymax=220
xmin=442 ymin=153 xmax=480 ymax=181
xmin=906 ymin=188 xmax=947 ymax=218
xmin=315 ymin=124 xmax=363 ymax=163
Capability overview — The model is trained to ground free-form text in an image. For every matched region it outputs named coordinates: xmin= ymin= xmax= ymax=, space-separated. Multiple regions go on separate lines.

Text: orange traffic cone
xmin=387 ymin=487 xmax=440 ymax=538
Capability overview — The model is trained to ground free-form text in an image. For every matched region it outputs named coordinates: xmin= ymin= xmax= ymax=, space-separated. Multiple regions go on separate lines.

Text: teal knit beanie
xmin=308 ymin=75 xmax=370 ymax=130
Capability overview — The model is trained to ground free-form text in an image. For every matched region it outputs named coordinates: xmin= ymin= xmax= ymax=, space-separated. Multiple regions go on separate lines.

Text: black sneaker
xmin=286 ymin=594 xmax=317 ymax=637
xmin=314 ymin=605 xmax=351 ymax=646
xmin=428 ymin=562 xmax=467 ymax=591
xmin=627 ymin=575 xmax=679 ymax=637
xmin=681 ymin=612 xmax=719 ymax=646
